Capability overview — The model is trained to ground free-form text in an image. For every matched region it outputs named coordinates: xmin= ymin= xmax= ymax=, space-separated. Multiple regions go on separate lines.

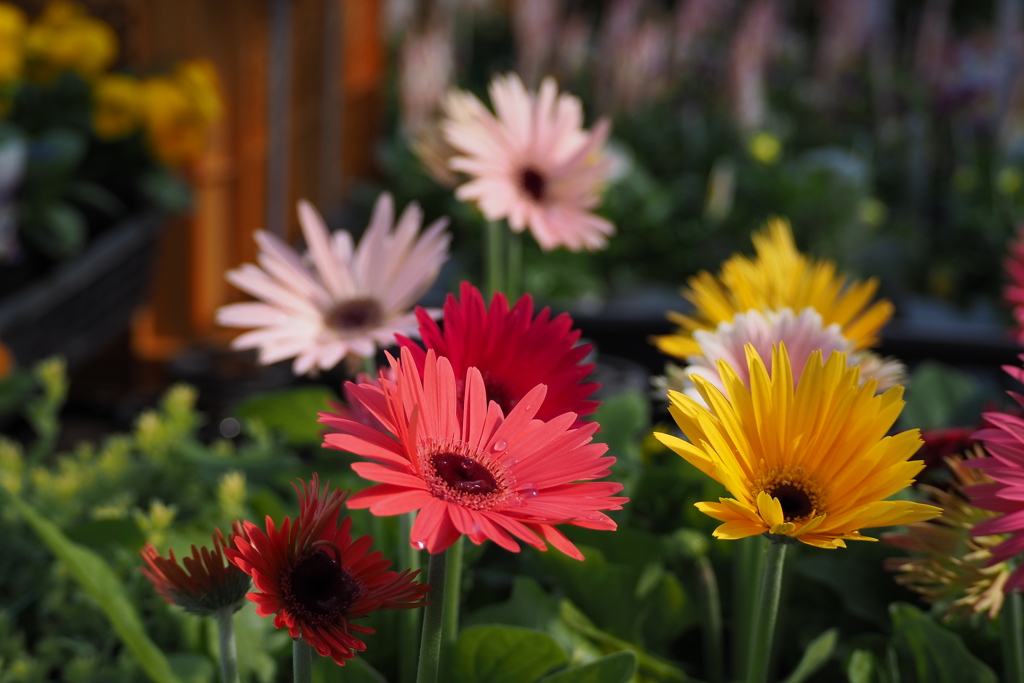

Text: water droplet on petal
xmin=413 ymin=541 xmax=426 ymax=550
xmin=520 ymin=483 xmax=539 ymax=499
xmin=493 ymin=439 xmax=508 ymax=451
xmin=524 ymin=405 xmax=533 ymax=412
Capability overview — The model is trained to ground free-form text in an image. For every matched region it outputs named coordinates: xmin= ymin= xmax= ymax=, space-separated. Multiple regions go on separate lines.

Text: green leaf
xmin=454 ymin=625 xmax=567 ymax=683
xmin=22 ymin=127 xmax=86 ymax=188
xmin=782 ymin=628 xmax=838 ymax=683
xmin=846 ymin=649 xmax=875 ymax=683
xmin=234 ymin=385 xmax=336 ymax=446
xmin=140 ymin=168 xmax=194 ymax=213
xmin=897 ymin=361 xmax=986 ymax=431
xmin=166 ymin=654 xmax=214 ymax=683
xmin=65 ymin=518 xmax=145 ymax=548
xmin=4 ymin=491 xmax=182 ymax=683
xmin=889 ymin=603 xmax=997 ymax=683
xmin=66 ymin=180 xmax=126 ymax=217
xmin=20 ymin=201 xmax=87 ymax=260
xmin=538 ymin=652 xmax=638 ymax=683
xmin=313 ymin=655 xmax=387 ymax=682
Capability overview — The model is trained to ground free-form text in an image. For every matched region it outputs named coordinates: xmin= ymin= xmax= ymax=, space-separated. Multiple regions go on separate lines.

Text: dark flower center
xmin=282 ymin=547 xmax=362 ymax=625
xmin=431 ymin=453 xmax=498 ymax=495
xmin=764 ymin=483 xmax=815 ymax=522
xmin=520 ymin=167 xmax=547 ymax=201
xmin=327 ymin=297 xmax=382 ymax=332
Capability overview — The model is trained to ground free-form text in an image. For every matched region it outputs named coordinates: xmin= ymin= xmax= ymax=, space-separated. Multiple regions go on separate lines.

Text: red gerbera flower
xmin=224 ymin=476 xmax=430 ymax=665
xmin=396 ymin=281 xmax=599 ymax=424
xmin=319 ymin=347 xmax=627 ymax=560
xmin=140 ymin=522 xmax=251 ymax=616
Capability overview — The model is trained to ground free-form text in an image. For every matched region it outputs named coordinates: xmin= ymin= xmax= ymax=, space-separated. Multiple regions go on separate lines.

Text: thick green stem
xmin=416 ymin=538 xmax=463 ymax=683
xmin=400 ymin=513 xmax=422 ymax=683
xmin=214 ymin=608 xmax=239 ymax=683
xmin=733 ymin=535 xmax=764 ymax=679
xmin=746 ymin=540 xmax=788 ymax=683
xmin=485 ymin=220 xmax=506 ymax=300
xmin=696 ymin=556 xmax=724 ymax=683
xmin=1004 ymin=589 xmax=1024 ymax=683
xmin=505 ymin=228 xmax=523 ymax=302
xmin=293 ymin=637 xmax=314 ymax=683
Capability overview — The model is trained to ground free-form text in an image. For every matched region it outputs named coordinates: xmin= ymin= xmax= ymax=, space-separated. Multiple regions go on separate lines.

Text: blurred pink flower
xmin=965 ymin=358 xmax=1024 ymax=591
xmin=1005 ymin=225 xmax=1024 ymax=342
xmin=659 ymin=308 xmax=905 ymax=404
xmin=442 ymin=73 xmax=614 ymax=251
xmin=216 ymin=194 xmax=450 ymax=376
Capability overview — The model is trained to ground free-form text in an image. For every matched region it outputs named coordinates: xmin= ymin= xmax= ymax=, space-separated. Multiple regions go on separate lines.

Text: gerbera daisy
xmin=319 ymin=347 xmax=627 ymax=560
xmin=224 ymin=476 xmax=430 ymax=665
xmin=216 ymin=194 xmax=451 ymax=375
xmin=396 ymin=281 xmax=599 ymax=423
xmin=964 ymin=357 xmax=1024 ymax=591
xmin=653 ymin=219 xmax=894 ymax=359
xmin=659 ymin=307 xmax=904 ymax=403
xmin=1004 ymin=224 xmax=1024 ymax=342
xmin=442 ymin=72 xmax=614 ymax=251
xmin=140 ymin=522 xmax=251 ymax=616
xmin=655 ymin=343 xmax=940 ymax=548
xmin=884 ymin=450 xmax=1010 ymax=621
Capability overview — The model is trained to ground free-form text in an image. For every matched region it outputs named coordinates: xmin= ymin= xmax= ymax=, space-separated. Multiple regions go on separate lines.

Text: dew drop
xmin=524 ymin=404 xmax=533 ymax=412
xmin=413 ymin=541 xmax=426 ymax=550
xmin=493 ymin=439 xmax=508 ymax=451
xmin=521 ymin=483 xmax=539 ymax=499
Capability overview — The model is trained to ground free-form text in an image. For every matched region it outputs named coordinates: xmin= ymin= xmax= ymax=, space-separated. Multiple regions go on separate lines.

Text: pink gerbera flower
xmin=965 ymin=358 xmax=1024 ymax=591
xmin=319 ymin=347 xmax=627 ymax=560
xmin=216 ymin=194 xmax=450 ymax=375
xmin=442 ymin=72 xmax=614 ymax=251
xmin=1004 ymin=225 xmax=1024 ymax=342
xmin=668 ymin=308 xmax=905 ymax=403
xmin=396 ymin=281 xmax=599 ymax=423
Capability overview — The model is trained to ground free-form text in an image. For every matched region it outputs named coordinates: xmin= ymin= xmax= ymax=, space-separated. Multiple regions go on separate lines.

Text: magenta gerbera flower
xmin=441 ymin=72 xmax=614 ymax=251
xmin=396 ymin=281 xmax=599 ymax=424
xmin=965 ymin=358 xmax=1024 ymax=591
xmin=319 ymin=347 xmax=627 ymax=560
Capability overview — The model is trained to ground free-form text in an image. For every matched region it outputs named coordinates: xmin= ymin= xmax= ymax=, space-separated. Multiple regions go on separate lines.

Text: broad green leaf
xmin=454 ymin=625 xmax=567 ymax=683
xmin=782 ymin=628 xmax=838 ymax=683
xmin=140 ymin=168 xmax=194 ymax=213
xmin=847 ymin=649 xmax=875 ymax=683
xmin=539 ymin=651 xmax=638 ymax=683
xmin=897 ymin=361 xmax=986 ymax=431
xmin=592 ymin=389 xmax=648 ymax=458
xmin=313 ymin=653 xmax=386 ymax=683
xmin=889 ymin=603 xmax=996 ymax=683
xmin=235 ymin=385 xmax=337 ymax=446
xmin=166 ymin=654 xmax=214 ymax=683
xmin=5 ymin=491 xmax=182 ymax=683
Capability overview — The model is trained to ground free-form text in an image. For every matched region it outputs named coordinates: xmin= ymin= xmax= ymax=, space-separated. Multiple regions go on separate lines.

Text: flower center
xmin=755 ymin=467 xmax=824 ymax=523
xmin=282 ymin=547 xmax=362 ymax=625
xmin=327 ymin=297 xmax=382 ymax=332
xmin=519 ymin=167 xmax=547 ymax=201
xmin=431 ymin=453 xmax=497 ymax=495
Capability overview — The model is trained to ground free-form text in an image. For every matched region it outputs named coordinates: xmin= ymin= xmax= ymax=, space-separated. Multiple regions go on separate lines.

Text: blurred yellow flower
xmin=142 ymin=62 xmax=223 ymax=166
xmin=93 ymin=72 xmax=141 ymax=139
xmin=749 ymin=131 xmax=781 ymax=164
xmin=998 ymin=167 xmax=1022 ymax=196
xmin=0 ymin=3 xmax=26 ymax=82
xmin=25 ymin=1 xmax=117 ymax=81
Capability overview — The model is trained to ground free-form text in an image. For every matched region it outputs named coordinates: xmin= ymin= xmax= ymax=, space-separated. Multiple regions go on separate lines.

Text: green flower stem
xmin=400 ymin=513 xmax=422 ymax=683
xmin=214 ymin=607 xmax=239 ymax=683
xmin=293 ymin=637 xmax=314 ymax=683
xmin=696 ymin=556 xmax=724 ymax=683
xmin=746 ymin=540 xmax=788 ymax=683
xmin=416 ymin=537 xmax=464 ymax=683
xmin=362 ymin=354 xmax=378 ymax=378
xmin=733 ymin=535 xmax=764 ymax=679
xmin=505 ymin=228 xmax=523 ymax=302
xmin=485 ymin=219 xmax=506 ymax=299
xmin=1004 ymin=589 xmax=1024 ymax=683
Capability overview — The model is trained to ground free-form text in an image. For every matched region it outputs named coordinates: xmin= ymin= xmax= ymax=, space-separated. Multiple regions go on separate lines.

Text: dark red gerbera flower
xmin=140 ymin=522 xmax=251 ymax=616
xmin=396 ymin=280 xmax=599 ymax=424
xmin=224 ymin=475 xmax=430 ymax=665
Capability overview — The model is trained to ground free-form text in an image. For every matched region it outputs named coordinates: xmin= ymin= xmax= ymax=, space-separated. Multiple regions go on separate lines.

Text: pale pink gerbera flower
xmin=655 ymin=308 xmax=905 ymax=404
xmin=441 ymin=73 xmax=614 ymax=251
xmin=216 ymin=195 xmax=450 ymax=375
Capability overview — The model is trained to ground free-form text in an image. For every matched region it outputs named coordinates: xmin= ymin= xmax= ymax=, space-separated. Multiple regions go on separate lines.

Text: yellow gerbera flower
xmin=655 ymin=343 xmax=941 ymax=549
xmin=653 ymin=219 xmax=894 ymax=359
